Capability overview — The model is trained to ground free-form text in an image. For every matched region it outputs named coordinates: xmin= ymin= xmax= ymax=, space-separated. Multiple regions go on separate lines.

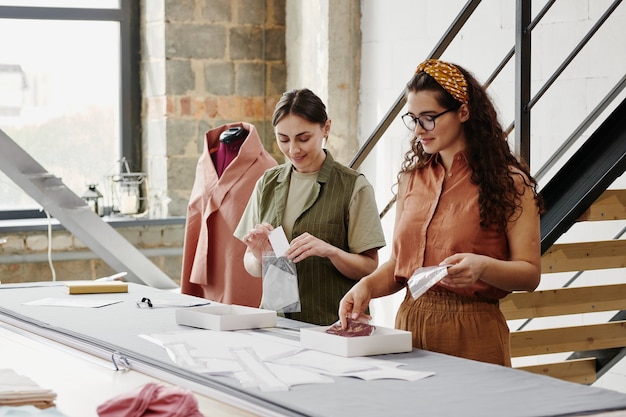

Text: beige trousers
xmin=395 ymin=290 xmax=511 ymax=366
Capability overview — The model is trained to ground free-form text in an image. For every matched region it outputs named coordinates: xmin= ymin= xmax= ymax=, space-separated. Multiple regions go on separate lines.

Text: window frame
xmin=0 ymin=1 xmax=140 ymax=221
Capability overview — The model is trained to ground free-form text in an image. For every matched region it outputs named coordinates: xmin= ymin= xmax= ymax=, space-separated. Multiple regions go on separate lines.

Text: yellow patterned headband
xmin=415 ymin=59 xmax=469 ymax=104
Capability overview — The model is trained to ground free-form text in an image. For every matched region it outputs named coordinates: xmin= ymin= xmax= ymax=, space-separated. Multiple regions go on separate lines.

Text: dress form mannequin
xmin=182 ymin=122 xmax=278 ymax=307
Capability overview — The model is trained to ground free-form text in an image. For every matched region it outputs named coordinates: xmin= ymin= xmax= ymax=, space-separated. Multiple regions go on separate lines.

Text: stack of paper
xmin=0 ymin=369 xmax=57 ymax=409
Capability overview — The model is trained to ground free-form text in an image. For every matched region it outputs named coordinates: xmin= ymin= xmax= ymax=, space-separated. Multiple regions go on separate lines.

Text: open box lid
xmin=176 ymin=304 xmax=277 ymax=331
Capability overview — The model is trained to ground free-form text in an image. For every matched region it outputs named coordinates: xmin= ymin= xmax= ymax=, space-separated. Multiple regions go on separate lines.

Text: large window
xmin=0 ymin=1 xmax=139 ymax=216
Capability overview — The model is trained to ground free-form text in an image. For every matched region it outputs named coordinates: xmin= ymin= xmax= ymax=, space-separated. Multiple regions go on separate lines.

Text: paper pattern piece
xmin=144 ymin=328 xmax=435 ymax=391
xmin=137 ymin=299 xmax=211 ymax=309
xmin=0 ymin=282 xmax=65 ymax=290
xmin=22 ymin=298 xmax=122 ymax=308
xmin=230 ymin=346 xmax=290 ymax=391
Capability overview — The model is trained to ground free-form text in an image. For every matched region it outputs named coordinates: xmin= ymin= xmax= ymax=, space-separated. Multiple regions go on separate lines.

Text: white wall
xmin=358 ymin=0 xmax=626 ymax=349
xmin=285 ymin=0 xmax=329 ymax=96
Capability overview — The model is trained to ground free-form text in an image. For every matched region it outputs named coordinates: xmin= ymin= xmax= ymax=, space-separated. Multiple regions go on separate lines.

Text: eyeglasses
xmin=401 ymin=108 xmax=455 ymax=132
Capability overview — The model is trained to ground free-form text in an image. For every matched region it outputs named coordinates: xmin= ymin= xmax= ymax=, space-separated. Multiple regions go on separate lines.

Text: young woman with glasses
xmin=338 ymin=59 xmax=544 ymax=366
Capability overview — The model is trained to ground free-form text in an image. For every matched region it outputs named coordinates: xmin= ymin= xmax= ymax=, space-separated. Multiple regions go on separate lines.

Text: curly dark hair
xmin=399 ymin=63 xmax=544 ymax=232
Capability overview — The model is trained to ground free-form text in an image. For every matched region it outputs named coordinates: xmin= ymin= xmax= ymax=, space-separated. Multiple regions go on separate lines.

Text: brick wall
xmin=143 ymin=0 xmax=286 ymax=218
xmin=0 ymin=223 xmax=185 ymax=285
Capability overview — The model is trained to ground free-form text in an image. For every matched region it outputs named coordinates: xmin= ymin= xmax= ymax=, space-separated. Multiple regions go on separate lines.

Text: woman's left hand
xmin=438 ymin=253 xmax=488 ymax=288
xmin=285 ymin=232 xmax=335 ymax=262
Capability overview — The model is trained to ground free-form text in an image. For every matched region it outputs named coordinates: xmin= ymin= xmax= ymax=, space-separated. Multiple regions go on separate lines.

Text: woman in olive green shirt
xmin=234 ymin=88 xmax=386 ymax=325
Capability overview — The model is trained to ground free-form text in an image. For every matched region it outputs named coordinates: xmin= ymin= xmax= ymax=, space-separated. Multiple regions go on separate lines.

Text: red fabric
xmin=96 ymin=382 xmax=204 ymax=417
xmin=210 ymin=138 xmax=244 ymax=178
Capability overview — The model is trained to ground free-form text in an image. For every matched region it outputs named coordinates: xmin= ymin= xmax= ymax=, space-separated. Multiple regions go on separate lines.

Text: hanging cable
xmin=45 ymin=210 xmax=56 ymax=282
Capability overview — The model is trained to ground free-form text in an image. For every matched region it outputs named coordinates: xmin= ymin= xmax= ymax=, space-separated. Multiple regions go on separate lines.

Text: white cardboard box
xmin=300 ymin=325 xmax=413 ymax=357
xmin=175 ymin=304 xmax=277 ymax=331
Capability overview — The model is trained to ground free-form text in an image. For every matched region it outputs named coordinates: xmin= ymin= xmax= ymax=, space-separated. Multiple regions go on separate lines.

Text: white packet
xmin=407 ymin=265 xmax=451 ymax=300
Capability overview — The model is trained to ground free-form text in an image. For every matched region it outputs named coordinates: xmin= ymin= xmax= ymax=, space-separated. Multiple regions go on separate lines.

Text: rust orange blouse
xmin=393 ymin=151 xmax=509 ymax=300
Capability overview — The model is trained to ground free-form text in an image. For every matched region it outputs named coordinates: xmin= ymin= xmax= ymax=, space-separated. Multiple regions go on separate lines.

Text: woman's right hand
xmin=338 ymin=281 xmax=372 ymax=329
xmin=242 ymin=222 xmax=274 ymax=260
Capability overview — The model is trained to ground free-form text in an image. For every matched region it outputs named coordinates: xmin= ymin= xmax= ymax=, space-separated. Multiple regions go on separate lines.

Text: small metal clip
xmin=111 ymin=351 xmax=131 ymax=372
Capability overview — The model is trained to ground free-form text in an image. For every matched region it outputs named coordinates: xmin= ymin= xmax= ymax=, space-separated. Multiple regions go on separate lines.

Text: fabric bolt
xmin=234 ymin=150 xmax=386 ymax=325
xmin=415 ymin=59 xmax=469 ymax=104
xmin=181 ymin=122 xmax=277 ymax=307
xmin=0 ymin=369 xmax=56 ymax=409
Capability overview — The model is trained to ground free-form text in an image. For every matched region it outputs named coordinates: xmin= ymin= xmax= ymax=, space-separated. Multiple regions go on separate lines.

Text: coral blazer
xmin=181 ymin=122 xmax=277 ymax=306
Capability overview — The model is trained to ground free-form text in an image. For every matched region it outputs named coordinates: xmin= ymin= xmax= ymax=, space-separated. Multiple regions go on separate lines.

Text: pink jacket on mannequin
xmin=181 ymin=122 xmax=277 ymax=306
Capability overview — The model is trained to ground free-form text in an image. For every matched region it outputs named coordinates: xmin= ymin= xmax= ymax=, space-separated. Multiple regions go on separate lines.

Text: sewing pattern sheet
xmin=142 ymin=329 xmax=434 ymax=391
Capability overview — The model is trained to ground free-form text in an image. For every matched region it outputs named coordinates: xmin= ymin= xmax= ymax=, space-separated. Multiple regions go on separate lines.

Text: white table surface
xmin=3 ymin=282 xmax=626 ymax=417
xmin=0 ymin=322 xmax=260 ymax=417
